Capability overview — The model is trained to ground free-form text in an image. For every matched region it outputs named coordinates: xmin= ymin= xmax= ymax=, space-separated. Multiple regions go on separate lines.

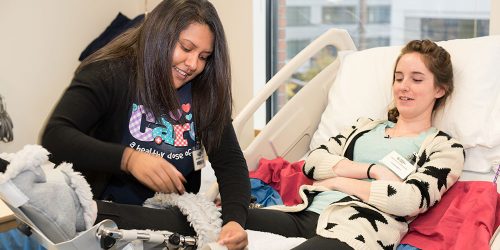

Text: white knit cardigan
xmin=266 ymin=118 xmax=465 ymax=250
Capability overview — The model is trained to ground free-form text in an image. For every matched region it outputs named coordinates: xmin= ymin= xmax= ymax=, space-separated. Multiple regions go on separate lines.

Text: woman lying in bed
xmin=245 ymin=39 xmax=465 ymax=250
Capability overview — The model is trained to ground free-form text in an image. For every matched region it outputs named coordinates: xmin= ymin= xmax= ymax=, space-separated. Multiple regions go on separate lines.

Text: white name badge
xmin=192 ymin=144 xmax=206 ymax=171
xmin=379 ymin=151 xmax=416 ymax=179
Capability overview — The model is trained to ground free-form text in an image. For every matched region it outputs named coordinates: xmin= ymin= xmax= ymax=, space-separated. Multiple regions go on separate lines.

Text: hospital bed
xmin=1 ymin=28 xmax=500 ymax=249
xmin=232 ymin=28 xmax=500 ymax=249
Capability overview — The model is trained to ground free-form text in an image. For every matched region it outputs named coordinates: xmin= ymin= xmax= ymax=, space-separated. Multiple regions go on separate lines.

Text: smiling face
xmin=393 ymin=52 xmax=445 ymax=121
xmin=171 ymin=22 xmax=214 ymax=89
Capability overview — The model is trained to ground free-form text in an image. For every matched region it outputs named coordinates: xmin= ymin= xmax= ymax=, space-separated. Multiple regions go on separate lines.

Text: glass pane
xmin=273 ymin=45 xmax=337 ymax=113
xmin=421 ymin=18 xmax=490 ymax=40
xmin=268 ymin=0 xmax=490 ymax=119
xmin=287 ymin=6 xmax=311 ymax=26
xmin=367 ymin=5 xmax=390 ymax=24
xmin=323 ymin=6 xmax=357 ymax=24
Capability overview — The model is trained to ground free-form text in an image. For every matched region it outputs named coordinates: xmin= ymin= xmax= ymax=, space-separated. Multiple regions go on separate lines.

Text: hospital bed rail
xmin=233 ymin=28 xmax=356 ymax=171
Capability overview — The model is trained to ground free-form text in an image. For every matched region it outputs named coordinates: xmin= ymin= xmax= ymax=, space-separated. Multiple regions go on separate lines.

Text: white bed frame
xmin=233 ymin=28 xmax=500 ymax=248
xmin=234 ymin=29 xmax=356 ymax=172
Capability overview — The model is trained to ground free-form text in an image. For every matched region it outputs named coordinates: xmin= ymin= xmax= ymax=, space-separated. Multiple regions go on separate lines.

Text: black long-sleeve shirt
xmin=42 ymin=60 xmax=250 ymax=226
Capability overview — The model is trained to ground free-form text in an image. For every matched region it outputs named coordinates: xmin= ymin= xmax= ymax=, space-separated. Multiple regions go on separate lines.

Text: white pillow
xmin=311 ymin=35 xmax=500 ymax=173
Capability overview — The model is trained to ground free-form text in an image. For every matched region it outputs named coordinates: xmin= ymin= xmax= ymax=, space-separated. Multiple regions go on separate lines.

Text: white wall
xmin=0 ymin=1 xmax=166 ymax=153
xmin=492 ymin=0 xmax=500 ymax=35
xmin=209 ymin=0 xmax=255 ymax=148
xmin=0 ymin=0 xmax=256 ymax=153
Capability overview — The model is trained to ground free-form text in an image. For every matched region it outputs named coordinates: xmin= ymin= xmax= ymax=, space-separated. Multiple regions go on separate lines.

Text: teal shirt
xmin=307 ymin=121 xmax=436 ymax=214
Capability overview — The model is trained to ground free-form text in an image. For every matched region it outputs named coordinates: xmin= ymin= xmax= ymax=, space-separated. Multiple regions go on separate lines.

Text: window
xmin=367 ymin=5 xmax=390 ymax=24
xmin=264 ymin=0 xmax=491 ymax=126
xmin=286 ymin=39 xmax=310 ymax=60
xmin=421 ymin=18 xmax=490 ymax=41
xmin=272 ymin=46 xmax=337 ymax=114
xmin=365 ymin=36 xmax=390 ymax=48
xmin=286 ymin=6 xmax=310 ymax=26
xmin=322 ymin=6 xmax=357 ymax=25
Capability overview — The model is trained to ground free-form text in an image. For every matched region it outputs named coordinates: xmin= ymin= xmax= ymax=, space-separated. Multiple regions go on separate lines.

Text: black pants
xmin=96 ymin=201 xmax=353 ymax=250
xmin=246 ymin=209 xmax=353 ymax=250
xmin=96 ymin=200 xmax=196 ymax=236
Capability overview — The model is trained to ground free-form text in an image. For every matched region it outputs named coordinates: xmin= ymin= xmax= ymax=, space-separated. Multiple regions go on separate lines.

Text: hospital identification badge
xmin=192 ymin=143 xmax=206 ymax=171
xmin=379 ymin=151 xmax=416 ymax=179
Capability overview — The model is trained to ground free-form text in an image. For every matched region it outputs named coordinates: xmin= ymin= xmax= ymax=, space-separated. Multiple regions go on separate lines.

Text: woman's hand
xmin=122 ymin=148 xmax=186 ymax=194
xmin=217 ymin=221 xmax=248 ymax=250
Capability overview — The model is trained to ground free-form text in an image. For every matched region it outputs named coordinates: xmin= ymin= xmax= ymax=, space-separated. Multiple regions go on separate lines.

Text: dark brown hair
xmin=78 ymin=0 xmax=232 ymax=153
xmin=388 ymin=39 xmax=453 ymax=122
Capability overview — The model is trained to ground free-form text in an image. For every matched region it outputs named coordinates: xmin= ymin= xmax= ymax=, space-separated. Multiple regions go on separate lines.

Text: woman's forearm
xmin=333 ymin=160 xmax=402 ymax=182
xmin=314 ymin=176 xmax=371 ymax=201
xmin=333 ymin=159 xmax=372 ymax=179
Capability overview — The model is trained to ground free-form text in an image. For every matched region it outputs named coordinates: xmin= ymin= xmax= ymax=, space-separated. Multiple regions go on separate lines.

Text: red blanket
xmin=250 ymin=157 xmax=313 ymax=206
xmin=400 ymin=181 xmax=500 ymax=250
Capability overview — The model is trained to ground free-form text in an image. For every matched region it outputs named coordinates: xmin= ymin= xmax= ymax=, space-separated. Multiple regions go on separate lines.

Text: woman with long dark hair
xmin=41 ymin=1 xmax=249 ymax=248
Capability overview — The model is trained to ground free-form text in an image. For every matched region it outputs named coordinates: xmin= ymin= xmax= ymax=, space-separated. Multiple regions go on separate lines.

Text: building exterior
xmin=270 ymin=0 xmax=490 ymax=113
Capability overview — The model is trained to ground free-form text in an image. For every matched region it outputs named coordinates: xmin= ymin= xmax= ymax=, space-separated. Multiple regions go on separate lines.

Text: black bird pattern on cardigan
xmin=272 ymin=118 xmax=466 ymax=250
xmin=348 ymin=206 xmax=389 ymax=232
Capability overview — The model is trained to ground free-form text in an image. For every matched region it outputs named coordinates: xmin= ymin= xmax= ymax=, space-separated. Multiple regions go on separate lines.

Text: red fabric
xmin=400 ymin=181 xmax=500 ymax=250
xmin=249 ymin=157 xmax=313 ymax=206
xmin=496 ymin=195 xmax=500 ymax=230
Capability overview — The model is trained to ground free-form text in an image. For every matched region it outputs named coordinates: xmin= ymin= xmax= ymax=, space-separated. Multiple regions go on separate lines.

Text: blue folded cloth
xmin=250 ymin=178 xmax=283 ymax=207
xmin=397 ymin=244 xmax=420 ymax=250
xmin=0 ymin=229 xmax=45 ymax=250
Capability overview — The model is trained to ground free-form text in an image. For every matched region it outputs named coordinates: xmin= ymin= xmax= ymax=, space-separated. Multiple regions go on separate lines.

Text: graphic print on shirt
xmin=122 ymin=83 xmax=196 ymax=177
xmin=128 ymin=104 xmax=195 ymax=147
